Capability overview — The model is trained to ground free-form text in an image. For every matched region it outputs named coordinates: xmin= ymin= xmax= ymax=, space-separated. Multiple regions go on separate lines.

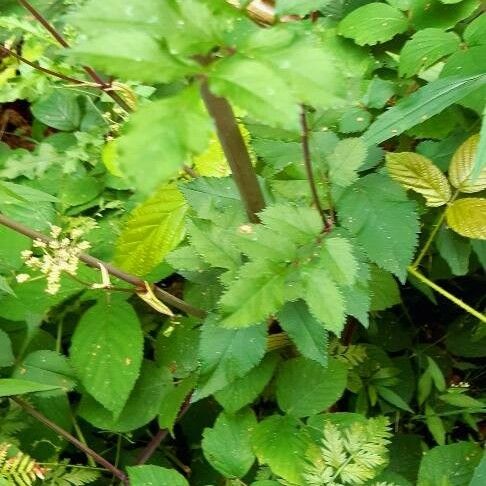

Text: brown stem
xmin=200 ymin=80 xmax=265 ymax=223
xmin=17 ymin=0 xmax=132 ymax=113
xmin=12 ymin=397 xmax=129 ymax=484
xmin=0 ymin=213 xmax=206 ymax=318
xmin=300 ymin=107 xmax=329 ymax=230
xmin=0 ymin=45 xmax=87 ymax=85
xmin=136 ymin=396 xmax=192 ymax=465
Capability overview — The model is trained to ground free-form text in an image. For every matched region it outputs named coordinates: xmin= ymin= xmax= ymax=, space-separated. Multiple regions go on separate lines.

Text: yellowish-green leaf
xmin=386 ymin=152 xmax=451 ymax=207
xmin=446 ymin=198 xmax=486 ymax=240
xmin=448 ymin=134 xmax=486 ymax=193
xmin=114 ymin=184 xmax=187 ymax=276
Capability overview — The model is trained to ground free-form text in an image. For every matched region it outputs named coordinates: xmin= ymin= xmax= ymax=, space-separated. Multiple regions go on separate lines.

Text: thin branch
xmin=200 ymin=80 xmax=266 ymax=223
xmin=0 ymin=213 xmax=206 ymax=318
xmin=300 ymin=106 xmax=329 ymax=230
xmin=17 ymin=0 xmax=132 ymax=113
xmin=136 ymin=396 xmax=192 ymax=465
xmin=12 ymin=397 xmax=129 ymax=484
xmin=0 ymin=44 xmax=87 ymax=85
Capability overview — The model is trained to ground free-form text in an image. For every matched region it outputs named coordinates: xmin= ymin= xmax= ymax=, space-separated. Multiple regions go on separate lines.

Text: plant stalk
xmin=0 ymin=213 xmax=206 ymax=318
xmin=200 ymin=80 xmax=266 ymax=223
xmin=12 ymin=397 xmax=129 ymax=484
xmin=407 ymin=266 xmax=486 ymax=323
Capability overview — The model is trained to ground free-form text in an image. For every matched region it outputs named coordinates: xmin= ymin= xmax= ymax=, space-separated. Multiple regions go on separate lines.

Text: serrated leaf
xmin=328 ymin=137 xmax=368 ymax=188
xmin=369 ymin=265 xmax=401 ymax=311
xmin=192 ymin=135 xmax=231 ymax=178
xmin=251 ymin=415 xmax=308 ymax=485
xmin=214 ymin=354 xmax=279 ymax=413
xmin=399 ymin=28 xmax=461 ymax=78
xmin=219 ymin=260 xmax=288 ymax=327
xmin=302 ymin=268 xmax=346 ymax=335
xmin=117 ymin=86 xmax=213 ymax=194
xmin=436 ymin=227 xmax=471 ymax=275
xmin=318 ymin=236 xmax=358 ymax=286
xmin=114 ymin=184 xmax=187 ymax=276
xmin=410 ymin=0 xmax=479 ymax=30
xmin=70 ymin=299 xmax=143 ymax=416
xmin=276 ymin=357 xmax=347 ymax=417
xmin=209 ymin=55 xmax=300 ymax=130
xmin=386 ymin=152 xmax=451 ymax=206
xmin=338 ymin=3 xmax=408 ymax=46
xmin=449 ymin=134 xmax=486 ymax=193
xmin=363 ymin=74 xmax=486 ymax=146
xmin=127 ymin=465 xmax=188 ymax=486
xmin=338 ymin=107 xmax=371 ymax=133
xmin=202 ymin=409 xmax=257 ymax=478
xmin=277 ymin=301 xmax=328 ymax=366
xmin=363 ymin=77 xmax=395 ymax=109
xmin=337 ymin=174 xmax=420 ymax=281
xmin=31 ymin=89 xmax=80 ymax=131
xmin=194 ymin=318 xmax=267 ymax=400
xmin=446 ymin=198 xmax=486 ymax=240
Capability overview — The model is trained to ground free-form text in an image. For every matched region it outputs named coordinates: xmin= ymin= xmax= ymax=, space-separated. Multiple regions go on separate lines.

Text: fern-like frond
xmin=0 ymin=443 xmax=47 ymax=486
xmin=43 ymin=461 xmax=101 ymax=485
xmin=330 ymin=341 xmax=367 ymax=368
xmin=0 ymin=405 xmax=28 ymax=443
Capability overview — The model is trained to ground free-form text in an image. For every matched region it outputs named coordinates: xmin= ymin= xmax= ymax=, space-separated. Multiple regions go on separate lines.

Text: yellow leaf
xmin=446 ymin=198 xmax=486 ymax=240
xmin=448 ymin=134 xmax=486 ymax=193
xmin=137 ymin=281 xmax=174 ymax=316
xmin=386 ymin=152 xmax=451 ymax=207
xmin=114 ymin=184 xmax=187 ymax=275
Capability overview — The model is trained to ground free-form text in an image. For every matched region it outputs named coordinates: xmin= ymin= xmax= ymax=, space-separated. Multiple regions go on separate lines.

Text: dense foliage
xmin=0 ymin=1 xmax=485 ymax=485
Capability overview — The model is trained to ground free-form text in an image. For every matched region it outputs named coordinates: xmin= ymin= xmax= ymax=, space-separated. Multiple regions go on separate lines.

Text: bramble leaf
xmin=114 ymin=184 xmax=187 ymax=276
xmin=386 ymin=152 xmax=451 ymax=207
xmin=446 ymin=198 xmax=486 ymax=240
xmin=127 ymin=466 xmax=188 ymax=486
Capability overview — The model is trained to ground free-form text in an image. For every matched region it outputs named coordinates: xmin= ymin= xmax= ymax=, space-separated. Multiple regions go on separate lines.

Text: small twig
xmin=0 ymin=213 xmax=206 ymax=318
xmin=300 ymin=106 xmax=330 ymax=230
xmin=0 ymin=44 xmax=87 ymax=85
xmin=135 ymin=397 xmax=192 ymax=465
xmin=200 ymin=79 xmax=266 ymax=223
xmin=12 ymin=397 xmax=129 ymax=484
xmin=17 ymin=0 xmax=132 ymax=113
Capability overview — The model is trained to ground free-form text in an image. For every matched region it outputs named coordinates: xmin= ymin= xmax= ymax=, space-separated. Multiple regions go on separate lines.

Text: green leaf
xmin=219 ymin=260 xmax=288 ymax=327
xmin=425 ymin=404 xmax=446 ymax=446
xmin=79 ymin=361 xmax=172 ymax=433
xmin=302 ymin=267 xmax=346 ymax=335
xmin=338 ymin=107 xmax=371 ymax=133
xmin=439 ymin=392 xmax=484 ymax=409
xmin=363 ymin=74 xmax=486 ymax=146
xmin=117 ymin=86 xmax=213 ymax=193
xmin=464 ymin=13 xmax=486 ymax=47
xmin=252 ymin=414 xmax=309 ymax=484
xmin=275 ymin=0 xmax=331 ymax=15
xmin=214 ymin=354 xmax=279 ymax=413
xmin=0 ymin=180 xmax=58 ymax=203
xmin=277 ymin=301 xmax=328 ymax=366
xmin=114 ymin=184 xmax=187 ymax=276
xmin=449 ymin=134 xmax=486 ymax=193
xmin=363 ymin=77 xmax=396 ymax=109
xmin=337 ymin=174 xmax=420 ymax=281
xmin=202 ymin=409 xmax=257 ymax=478
xmin=0 ymin=225 xmax=30 ymax=273
xmin=410 ymin=0 xmax=479 ymax=30
xmin=0 ymin=379 xmax=62 ymax=396
xmin=386 ymin=152 xmax=451 ymax=207
xmin=376 ymin=385 xmax=413 ymax=412
xmin=0 ymin=276 xmax=14 ymax=296
xmin=328 ymin=137 xmax=368 ymax=188
xmin=471 ymin=110 xmax=486 ymax=179
xmin=194 ymin=318 xmax=267 ymax=400
xmin=338 ymin=3 xmax=408 ymax=46
xmin=469 ymin=452 xmax=486 ymax=486
xmin=13 ymin=350 xmax=76 ymax=392
xmin=318 ymin=236 xmax=358 ymax=286
xmin=436 ymin=227 xmax=471 ymax=276
xmin=70 ymin=299 xmax=143 ymax=416
xmin=209 ymin=55 xmax=299 ymax=130
xmin=417 ymin=442 xmax=483 ymax=486
xmin=158 ymin=375 xmax=197 ymax=435
xmin=31 ymin=90 xmax=80 ymax=131
xmin=399 ymin=28 xmax=461 ymax=78
xmin=369 ymin=265 xmax=401 ymax=311
xmin=276 ymin=357 xmax=347 ymax=417
xmin=127 ymin=465 xmax=188 ymax=486
xmin=446 ymin=198 xmax=486 ymax=240
xmin=0 ymin=329 xmax=14 ymax=367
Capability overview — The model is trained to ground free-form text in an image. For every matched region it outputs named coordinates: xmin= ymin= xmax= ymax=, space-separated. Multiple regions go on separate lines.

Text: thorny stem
xmin=12 ymin=397 xmax=129 ymax=484
xmin=200 ymin=80 xmax=266 ymax=223
xmin=17 ymin=0 xmax=132 ymax=113
xmin=0 ymin=44 xmax=86 ymax=85
xmin=0 ymin=213 xmax=206 ymax=318
xmin=300 ymin=107 xmax=330 ymax=230
xmin=407 ymin=266 xmax=486 ymax=323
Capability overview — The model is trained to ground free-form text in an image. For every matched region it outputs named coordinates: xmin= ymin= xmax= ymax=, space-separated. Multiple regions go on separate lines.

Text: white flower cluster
xmin=16 ymin=224 xmax=91 ymax=295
